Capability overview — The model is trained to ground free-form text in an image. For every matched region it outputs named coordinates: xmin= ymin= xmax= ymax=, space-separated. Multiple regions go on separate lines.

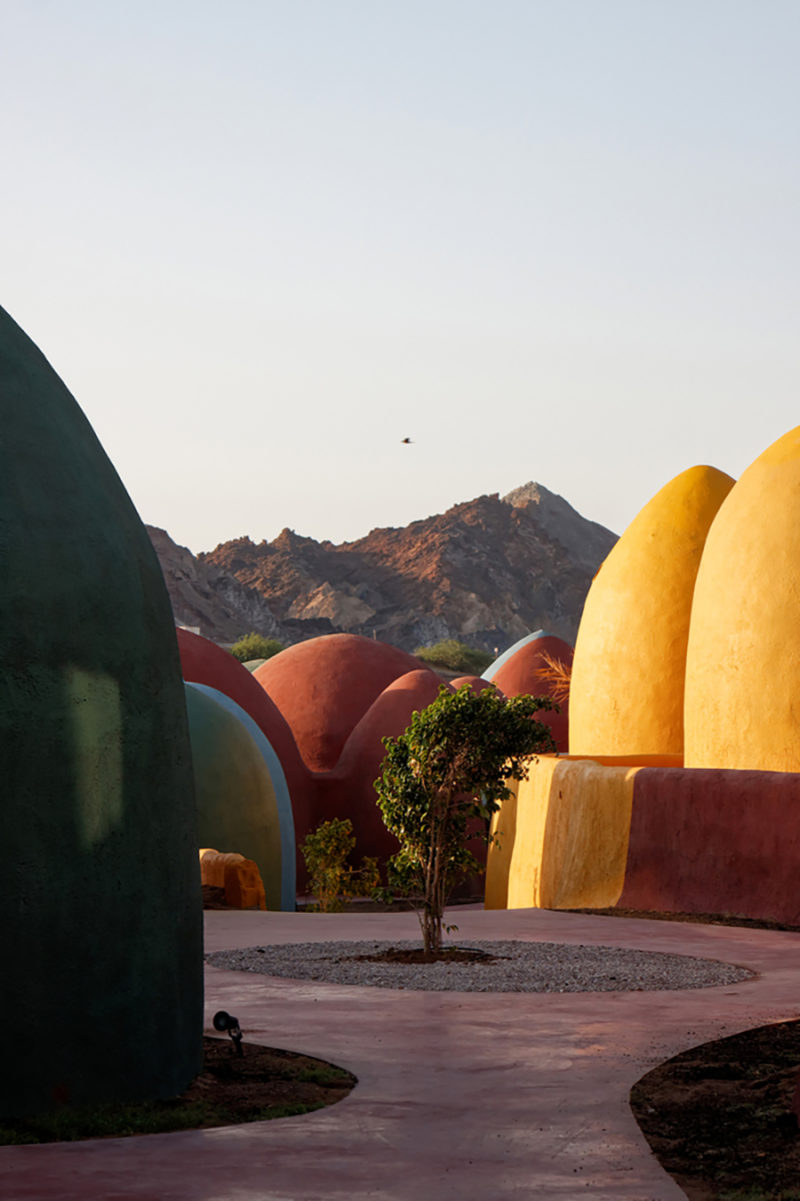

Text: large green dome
xmin=0 ymin=306 xmax=203 ymax=1116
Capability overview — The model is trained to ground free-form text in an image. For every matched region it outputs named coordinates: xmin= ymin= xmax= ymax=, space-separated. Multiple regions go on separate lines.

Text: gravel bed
xmin=206 ymin=940 xmax=754 ymax=993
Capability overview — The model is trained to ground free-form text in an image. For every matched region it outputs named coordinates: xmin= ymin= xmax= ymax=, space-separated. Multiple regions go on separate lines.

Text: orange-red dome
xmin=253 ymin=634 xmax=425 ymax=772
xmin=490 ymin=633 xmax=573 ymax=752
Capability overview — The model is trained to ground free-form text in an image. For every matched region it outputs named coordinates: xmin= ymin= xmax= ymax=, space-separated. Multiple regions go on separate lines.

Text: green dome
xmin=185 ymin=684 xmax=284 ymax=910
xmin=0 ymin=306 xmax=202 ymax=1116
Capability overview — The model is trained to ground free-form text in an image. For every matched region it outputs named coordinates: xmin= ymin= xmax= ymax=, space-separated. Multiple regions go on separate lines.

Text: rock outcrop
xmin=147 ymin=526 xmax=286 ymax=644
xmin=176 ymin=483 xmax=617 ymax=652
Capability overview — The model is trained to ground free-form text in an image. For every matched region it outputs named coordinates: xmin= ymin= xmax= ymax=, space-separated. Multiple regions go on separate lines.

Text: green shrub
xmin=230 ymin=633 xmax=285 ymax=663
xmin=414 ymin=638 xmax=494 ymax=676
xmin=300 ymin=819 xmax=381 ymax=912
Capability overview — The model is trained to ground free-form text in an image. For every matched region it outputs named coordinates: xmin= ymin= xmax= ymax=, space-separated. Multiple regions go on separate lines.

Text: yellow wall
xmin=685 ymin=425 xmax=800 ymax=771
xmin=569 ymin=465 xmax=734 ymax=758
xmin=486 ymin=757 xmax=639 ymax=910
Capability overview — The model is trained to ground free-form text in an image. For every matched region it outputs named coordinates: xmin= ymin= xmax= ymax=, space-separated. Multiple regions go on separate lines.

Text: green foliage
xmin=300 ymin=819 xmax=381 ymax=912
xmin=375 ymin=684 xmax=557 ymax=954
xmin=230 ymin=632 xmax=285 ymax=663
xmin=414 ymin=639 xmax=494 ymax=676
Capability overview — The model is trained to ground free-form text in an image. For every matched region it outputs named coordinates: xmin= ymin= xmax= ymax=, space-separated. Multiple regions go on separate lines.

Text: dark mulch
xmin=348 ymin=944 xmax=504 ymax=965
xmin=563 ymin=905 xmax=800 ymax=934
xmin=631 ymin=1020 xmax=800 ymax=1201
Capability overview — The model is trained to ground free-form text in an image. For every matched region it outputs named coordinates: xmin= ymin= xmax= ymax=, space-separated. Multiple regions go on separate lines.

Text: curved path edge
xmin=4 ymin=906 xmax=800 ymax=1201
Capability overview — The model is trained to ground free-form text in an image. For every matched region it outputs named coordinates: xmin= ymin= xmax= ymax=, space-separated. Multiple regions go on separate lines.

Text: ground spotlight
xmin=212 ymin=1009 xmax=244 ymax=1056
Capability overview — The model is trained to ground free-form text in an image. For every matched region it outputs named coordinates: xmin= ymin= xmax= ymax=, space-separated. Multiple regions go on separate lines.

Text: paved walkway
xmin=3 ymin=907 xmax=800 ymax=1201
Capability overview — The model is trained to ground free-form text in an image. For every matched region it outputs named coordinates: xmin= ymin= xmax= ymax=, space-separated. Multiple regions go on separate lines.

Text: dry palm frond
xmin=537 ymin=651 xmax=572 ymax=704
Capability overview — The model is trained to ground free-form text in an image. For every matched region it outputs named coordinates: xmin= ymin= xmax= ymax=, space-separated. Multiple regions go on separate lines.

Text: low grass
xmin=0 ymin=1038 xmax=355 ymax=1145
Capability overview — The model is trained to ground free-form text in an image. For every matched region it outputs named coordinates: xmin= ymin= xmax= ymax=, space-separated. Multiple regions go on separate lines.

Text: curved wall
xmin=184 ymin=685 xmax=284 ymax=910
xmin=188 ymin=683 xmax=296 ymax=909
xmin=177 ymin=629 xmax=312 ymax=888
xmin=488 ymin=633 xmax=573 ymax=752
xmin=323 ymin=668 xmax=447 ymax=866
xmin=0 ymin=306 xmax=202 ymax=1117
xmin=685 ymin=426 xmax=800 ymax=771
xmin=482 ymin=630 xmax=549 ymax=682
xmin=485 ymin=757 xmax=637 ymax=911
xmin=569 ymin=465 xmax=734 ymax=758
xmin=253 ymin=634 xmax=425 ymax=772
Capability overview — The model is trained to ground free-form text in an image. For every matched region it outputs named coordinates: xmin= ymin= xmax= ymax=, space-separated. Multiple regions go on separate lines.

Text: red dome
xmin=491 ymin=634 xmax=574 ymax=752
xmin=319 ymin=669 xmax=446 ymax=864
xmin=253 ymin=634 xmax=425 ymax=772
xmin=450 ymin=675 xmax=497 ymax=695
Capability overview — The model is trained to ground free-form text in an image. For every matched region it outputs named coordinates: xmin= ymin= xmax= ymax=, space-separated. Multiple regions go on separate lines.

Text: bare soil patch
xmin=565 ymin=905 xmax=800 ymax=934
xmin=631 ymin=1020 xmax=800 ymax=1200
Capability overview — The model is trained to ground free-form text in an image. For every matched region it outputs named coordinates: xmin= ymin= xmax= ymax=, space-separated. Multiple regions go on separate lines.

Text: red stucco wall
xmin=618 ymin=767 xmax=800 ymax=925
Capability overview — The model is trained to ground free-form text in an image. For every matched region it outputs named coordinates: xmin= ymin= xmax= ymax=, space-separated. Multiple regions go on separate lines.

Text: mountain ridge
xmin=148 ymin=482 xmax=617 ymax=653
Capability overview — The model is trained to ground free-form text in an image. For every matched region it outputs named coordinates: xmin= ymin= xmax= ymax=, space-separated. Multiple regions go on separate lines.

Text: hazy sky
xmin=3 ymin=1 xmax=799 ymax=552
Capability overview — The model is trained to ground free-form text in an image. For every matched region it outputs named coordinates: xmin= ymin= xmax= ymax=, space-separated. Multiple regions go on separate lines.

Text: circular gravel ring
xmin=206 ymin=940 xmax=754 ymax=993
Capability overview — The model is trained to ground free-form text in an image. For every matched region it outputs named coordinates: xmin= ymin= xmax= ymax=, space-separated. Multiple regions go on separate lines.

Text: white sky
xmin=3 ymin=0 xmax=799 ymax=553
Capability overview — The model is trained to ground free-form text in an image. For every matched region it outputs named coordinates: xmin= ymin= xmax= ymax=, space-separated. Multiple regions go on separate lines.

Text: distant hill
xmin=147 ymin=482 xmax=616 ymax=653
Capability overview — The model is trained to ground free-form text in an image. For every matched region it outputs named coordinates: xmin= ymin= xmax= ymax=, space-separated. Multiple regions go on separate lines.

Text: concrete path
xmin=3 ymin=906 xmax=800 ymax=1201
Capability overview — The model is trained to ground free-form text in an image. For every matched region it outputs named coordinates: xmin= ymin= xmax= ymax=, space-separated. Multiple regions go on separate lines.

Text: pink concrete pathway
xmin=4 ymin=906 xmax=800 ymax=1201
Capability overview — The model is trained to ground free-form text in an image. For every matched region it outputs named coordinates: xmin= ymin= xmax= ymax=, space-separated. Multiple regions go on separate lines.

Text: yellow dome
xmin=569 ymin=465 xmax=735 ymax=757
xmin=685 ymin=426 xmax=800 ymax=770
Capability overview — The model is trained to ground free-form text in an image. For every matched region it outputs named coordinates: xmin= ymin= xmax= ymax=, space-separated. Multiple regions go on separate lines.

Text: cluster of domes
xmin=180 ymin=630 xmax=573 ymax=898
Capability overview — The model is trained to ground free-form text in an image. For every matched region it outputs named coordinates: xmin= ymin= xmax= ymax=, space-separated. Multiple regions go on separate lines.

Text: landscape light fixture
xmin=213 ymin=1009 xmax=244 ymax=1056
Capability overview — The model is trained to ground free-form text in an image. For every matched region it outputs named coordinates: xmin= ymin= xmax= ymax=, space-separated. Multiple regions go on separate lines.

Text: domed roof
xmin=686 ymin=426 xmax=800 ymax=770
xmin=569 ymin=465 xmax=734 ymax=758
xmin=253 ymin=633 xmax=425 ymax=771
xmin=185 ymin=683 xmax=284 ymax=910
xmin=0 ymin=303 xmax=201 ymax=1115
xmin=490 ymin=633 xmax=574 ymax=752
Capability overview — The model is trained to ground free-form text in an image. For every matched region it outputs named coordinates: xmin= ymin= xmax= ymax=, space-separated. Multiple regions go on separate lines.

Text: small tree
xmin=230 ymin=632 xmax=285 ymax=663
xmin=375 ymin=684 xmax=557 ymax=956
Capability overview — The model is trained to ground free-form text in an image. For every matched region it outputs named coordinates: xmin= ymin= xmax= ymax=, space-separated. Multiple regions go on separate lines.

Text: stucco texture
xmin=177 ymin=629 xmax=312 ymax=888
xmin=185 ymin=685 xmax=284 ymax=911
xmin=323 ymin=668 xmax=447 ymax=866
xmin=486 ymin=757 xmax=637 ymax=911
xmin=0 ymin=305 xmax=202 ymax=1117
xmin=487 ymin=632 xmax=573 ymax=752
xmin=569 ymin=465 xmax=734 ymax=758
xmin=685 ymin=426 xmax=800 ymax=771
xmin=618 ymin=767 xmax=800 ymax=925
xmin=187 ymin=683 xmax=296 ymax=910
xmin=253 ymin=633 xmax=426 ymax=772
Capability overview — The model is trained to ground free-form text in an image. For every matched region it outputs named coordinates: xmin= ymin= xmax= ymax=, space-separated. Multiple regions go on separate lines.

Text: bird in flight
xmin=401 ymin=437 xmax=413 ymax=444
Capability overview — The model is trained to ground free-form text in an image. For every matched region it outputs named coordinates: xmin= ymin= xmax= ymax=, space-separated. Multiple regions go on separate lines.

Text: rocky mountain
xmin=166 ymin=482 xmax=617 ymax=652
xmin=146 ymin=526 xmax=288 ymax=645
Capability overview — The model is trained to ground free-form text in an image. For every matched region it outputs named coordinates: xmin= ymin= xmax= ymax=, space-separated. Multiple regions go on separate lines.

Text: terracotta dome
xmin=315 ymin=668 xmax=446 ymax=863
xmin=449 ymin=675 xmax=496 ymax=694
xmin=489 ymin=633 xmax=574 ymax=752
xmin=253 ymin=634 xmax=425 ymax=772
